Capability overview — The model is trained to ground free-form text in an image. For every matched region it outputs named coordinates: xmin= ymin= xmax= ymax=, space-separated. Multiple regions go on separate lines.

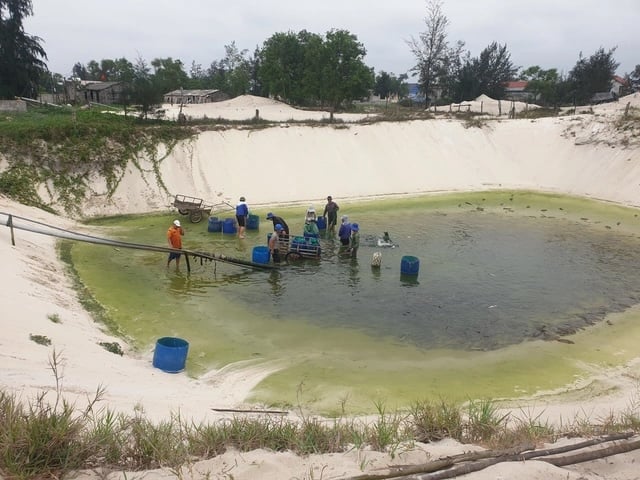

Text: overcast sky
xmin=25 ymin=0 xmax=639 ymax=79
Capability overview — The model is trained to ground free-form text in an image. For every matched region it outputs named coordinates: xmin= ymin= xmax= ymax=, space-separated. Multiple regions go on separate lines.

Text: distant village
xmin=0 ymin=74 xmax=636 ymax=115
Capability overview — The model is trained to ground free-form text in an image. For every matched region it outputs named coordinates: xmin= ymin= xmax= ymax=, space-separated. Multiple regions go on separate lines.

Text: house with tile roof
xmin=503 ymin=80 xmax=530 ymax=101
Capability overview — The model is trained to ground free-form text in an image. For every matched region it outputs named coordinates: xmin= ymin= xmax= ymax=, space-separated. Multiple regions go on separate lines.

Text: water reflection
xmin=166 ymin=271 xmax=218 ymax=297
xmin=268 ymin=269 xmax=284 ymax=297
xmin=400 ymin=274 xmax=420 ymax=286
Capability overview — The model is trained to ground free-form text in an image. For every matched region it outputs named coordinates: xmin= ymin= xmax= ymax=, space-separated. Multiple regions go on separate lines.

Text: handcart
xmin=172 ymin=194 xmax=214 ymax=223
xmin=284 ymin=235 xmax=322 ymax=262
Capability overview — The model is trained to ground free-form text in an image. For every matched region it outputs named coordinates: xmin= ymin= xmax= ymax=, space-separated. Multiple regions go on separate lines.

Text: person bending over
xmin=266 ymin=212 xmax=290 ymax=240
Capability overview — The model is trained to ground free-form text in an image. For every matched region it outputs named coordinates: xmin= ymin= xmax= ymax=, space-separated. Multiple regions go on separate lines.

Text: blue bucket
xmin=208 ymin=216 xmax=222 ymax=233
xmin=247 ymin=214 xmax=260 ymax=230
xmin=252 ymin=246 xmax=270 ymax=264
xmin=222 ymin=218 xmax=237 ymax=234
xmin=152 ymin=337 xmax=189 ymax=373
xmin=316 ymin=216 xmax=327 ymax=230
xmin=400 ymin=255 xmax=420 ymax=276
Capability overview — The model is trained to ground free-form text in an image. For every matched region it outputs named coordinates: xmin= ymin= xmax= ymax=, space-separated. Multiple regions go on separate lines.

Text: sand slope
xmin=71 ymin=94 xmax=640 ymax=218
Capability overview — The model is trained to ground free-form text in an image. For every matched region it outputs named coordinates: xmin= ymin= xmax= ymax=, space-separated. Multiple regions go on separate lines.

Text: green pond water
xmin=71 ymin=191 xmax=640 ymax=414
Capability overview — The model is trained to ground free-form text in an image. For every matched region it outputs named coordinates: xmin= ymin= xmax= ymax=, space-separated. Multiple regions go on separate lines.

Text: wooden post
xmin=498 ymin=99 xmax=502 ymax=116
xmin=8 ymin=214 xmax=15 ymax=246
xmin=480 ymin=101 xmax=483 ymax=114
xmin=184 ymin=253 xmax=191 ymax=274
xmin=625 ymin=101 xmax=631 ymax=117
xmin=255 ymin=109 xmax=259 ymax=120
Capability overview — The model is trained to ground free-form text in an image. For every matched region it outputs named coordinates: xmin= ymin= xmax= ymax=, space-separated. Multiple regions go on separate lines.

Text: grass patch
xmin=29 ymin=334 xmax=51 ymax=346
xmin=47 ymin=313 xmax=61 ymax=324
xmin=2 ymin=361 xmax=639 ymax=479
xmin=98 ymin=342 xmax=124 ymax=356
xmin=0 ymin=105 xmax=194 ymax=215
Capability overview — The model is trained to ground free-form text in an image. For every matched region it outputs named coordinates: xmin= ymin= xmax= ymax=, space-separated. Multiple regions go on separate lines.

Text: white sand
xmin=2 ymin=93 xmax=640 ymax=479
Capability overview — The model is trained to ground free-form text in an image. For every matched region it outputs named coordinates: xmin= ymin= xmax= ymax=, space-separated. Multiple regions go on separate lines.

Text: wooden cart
xmin=172 ymin=194 xmax=213 ymax=223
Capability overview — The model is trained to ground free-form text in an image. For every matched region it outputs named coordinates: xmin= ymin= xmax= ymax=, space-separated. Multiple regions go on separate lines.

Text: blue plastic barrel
xmin=247 ymin=214 xmax=260 ymax=230
xmin=208 ymin=216 xmax=222 ymax=233
xmin=316 ymin=216 xmax=327 ymax=230
xmin=222 ymin=217 xmax=237 ymax=234
xmin=152 ymin=337 xmax=189 ymax=373
xmin=400 ymin=255 xmax=420 ymax=275
xmin=252 ymin=245 xmax=270 ymax=264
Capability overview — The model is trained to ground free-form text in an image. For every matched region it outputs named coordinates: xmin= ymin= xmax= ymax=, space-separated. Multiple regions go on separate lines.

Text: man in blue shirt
xmin=338 ymin=215 xmax=351 ymax=246
xmin=235 ymin=196 xmax=249 ymax=239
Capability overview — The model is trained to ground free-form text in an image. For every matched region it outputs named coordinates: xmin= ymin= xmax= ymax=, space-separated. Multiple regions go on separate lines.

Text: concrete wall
xmin=0 ymin=100 xmax=27 ymax=112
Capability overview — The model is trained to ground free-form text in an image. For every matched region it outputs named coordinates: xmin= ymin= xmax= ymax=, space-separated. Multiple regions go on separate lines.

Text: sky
xmin=24 ymin=0 xmax=640 ymax=79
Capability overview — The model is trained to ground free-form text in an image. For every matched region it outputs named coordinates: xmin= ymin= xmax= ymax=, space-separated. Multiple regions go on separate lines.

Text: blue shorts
xmin=168 ymin=251 xmax=181 ymax=261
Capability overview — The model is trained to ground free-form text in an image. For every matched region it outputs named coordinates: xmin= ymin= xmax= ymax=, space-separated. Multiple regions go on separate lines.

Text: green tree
xmin=520 ymin=66 xmax=562 ymax=106
xmin=259 ymin=31 xmax=310 ymax=104
xmin=151 ymin=57 xmax=189 ymax=94
xmin=374 ymin=71 xmax=409 ymax=100
xmin=298 ymin=30 xmax=326 ymax=105
xmin=316 ymin=29 xmax=373 ymax=109
xmin=566 ymin=47 xmax=619 ymax=104
xmin=248 ymin=46 xmax=264 ymax=96
xmin=189 ymin=61 xmax=207 ymax=89
xmin=130 ymin=57 xmax=163 ymax=118
xmin=85 ymin=60 xmax=103 ymax=80
xmin=452 ymin=42 xmax=517 ymax=102
xmin=408 ymin=0 xmax=456 ymax=106
xmin=75 ymin=58 xmax=134 ymax=83
xmin=205 ymin=60 xmax=227 ymax=91
xmin=72 ymin=62 xmax=88 ymax=80
xmin=374 ymin=71 xmax=393 ymax=99
xmin=259 ymin=29 xmax=372 ymax=108
xmin=630 ymin=64 xmax=640 ymax=84
xmin=112 ymin=57 xmax=135 ymax=83
xmin=0 ymin=0 xmax=47 ymax=99
xmin=219 ymin=42 xmax=251 ymax=97
xmin=626 ymin=64 xmax=640 ymax=93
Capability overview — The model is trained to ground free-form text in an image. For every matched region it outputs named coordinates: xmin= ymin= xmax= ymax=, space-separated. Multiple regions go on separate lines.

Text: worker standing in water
xmin=235 ymin=196 xmax=249 ymax=239
xmin=269 ymin=223 xmax=284 ymax=264
xmin=323 ymin=195 xmax=339 ymax=234
xmin=348 ymin=223 xmax=360 ymax=258
xmin=167 ymin=219 xmax=185 ymax=269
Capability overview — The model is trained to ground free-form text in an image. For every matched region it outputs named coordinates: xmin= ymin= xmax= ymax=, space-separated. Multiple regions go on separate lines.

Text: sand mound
xmin=162 ymin=94 xmax=372 ymax=122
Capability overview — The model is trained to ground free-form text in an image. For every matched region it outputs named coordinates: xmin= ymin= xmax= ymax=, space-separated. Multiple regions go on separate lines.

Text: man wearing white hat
xmin=167 ymin=219 xmax=185 ymax=269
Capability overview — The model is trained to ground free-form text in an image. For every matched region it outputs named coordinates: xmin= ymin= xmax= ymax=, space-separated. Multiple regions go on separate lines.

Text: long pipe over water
xmin=0 ymin=212 xmax=276 ymax=272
